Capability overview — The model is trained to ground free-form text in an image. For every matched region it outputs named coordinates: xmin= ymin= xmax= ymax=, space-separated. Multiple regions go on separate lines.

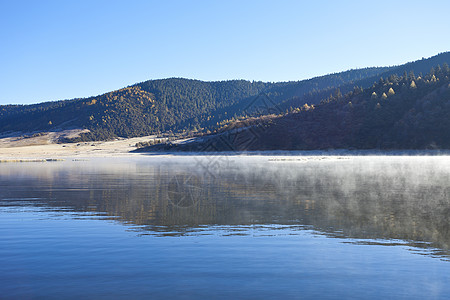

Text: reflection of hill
xmin=0 ymin=157 xmax=449 ymax=254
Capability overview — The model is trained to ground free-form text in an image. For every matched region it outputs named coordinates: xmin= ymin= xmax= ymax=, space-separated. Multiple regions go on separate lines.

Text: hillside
xmin=140 ymin=63 xmax=450 ymax=151
xmin=0 ymin=80 xmax=273 ymax=141
xmin=1 ymin=52 xmax=450 ymax=143
xmin=0 ymin=69 xmax=391 ymax=141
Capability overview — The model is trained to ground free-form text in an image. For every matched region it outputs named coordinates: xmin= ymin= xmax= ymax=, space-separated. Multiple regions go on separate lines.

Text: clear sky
xmin=1 ymin=0 xmax=450 ymax=105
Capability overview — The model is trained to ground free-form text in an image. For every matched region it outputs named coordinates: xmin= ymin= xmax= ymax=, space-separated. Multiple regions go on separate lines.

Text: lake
xmin=1 ymin=155 xmax=450 ymax=299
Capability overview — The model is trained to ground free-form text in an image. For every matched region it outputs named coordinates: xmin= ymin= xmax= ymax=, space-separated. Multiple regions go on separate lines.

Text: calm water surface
xmin=1 ymin=155 xmax=450 ymax=299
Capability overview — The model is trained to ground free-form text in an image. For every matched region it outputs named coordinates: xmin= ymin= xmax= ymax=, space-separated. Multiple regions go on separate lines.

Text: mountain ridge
xmin=142 ymin=61 xmax=450 ymax=151
xmin=1 ymin=52 xmax=449 ymax=145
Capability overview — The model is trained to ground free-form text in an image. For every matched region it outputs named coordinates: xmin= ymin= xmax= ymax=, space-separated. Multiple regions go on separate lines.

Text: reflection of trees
xmin=1 ymin=158 xmax=449 ymax=253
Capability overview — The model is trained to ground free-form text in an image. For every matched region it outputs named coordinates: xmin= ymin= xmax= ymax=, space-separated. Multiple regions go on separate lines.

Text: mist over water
xmin=1 ymin=155 xmax=450 ymax=299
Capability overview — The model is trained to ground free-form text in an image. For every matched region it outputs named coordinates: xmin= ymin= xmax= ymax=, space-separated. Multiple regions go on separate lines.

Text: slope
xmin=143 ymin=63 xmax=450 ymax=151
xmin=1 ymin=52 xmax=449 ymax=142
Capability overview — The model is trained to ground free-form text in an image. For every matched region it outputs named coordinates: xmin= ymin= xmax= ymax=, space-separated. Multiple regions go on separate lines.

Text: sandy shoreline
xmin=2 ymin=134 xmax=450 ymax=160
xmin=0 ymin=136 xmax=153 ymax=159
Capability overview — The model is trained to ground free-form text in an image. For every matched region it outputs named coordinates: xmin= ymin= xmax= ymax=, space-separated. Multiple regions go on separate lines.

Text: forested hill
xmin=1 ymin=52 xmax=449 ymax=142
xmin=0 ymin=68 xmax=389 ymax=141
xmin=0 ymin=79 xmax=273 ymax=140
xmin=151 ymin=63 xmax=450 ymax=151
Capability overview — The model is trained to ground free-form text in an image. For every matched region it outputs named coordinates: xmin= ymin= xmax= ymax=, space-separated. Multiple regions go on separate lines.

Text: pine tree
xmin=430 ymin=67 xmax=435 ymax=76
xmin=442 ymin=63 xmax=450 ymax=74
xmin=334 ymin=88 xmax=342 ymax=99
xmin=403 ymin=71 xmax=408 ymax=81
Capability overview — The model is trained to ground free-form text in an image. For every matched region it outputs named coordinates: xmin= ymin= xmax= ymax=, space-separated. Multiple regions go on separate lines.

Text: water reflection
xmin=1 ymin=156 xmax=449 ymax=258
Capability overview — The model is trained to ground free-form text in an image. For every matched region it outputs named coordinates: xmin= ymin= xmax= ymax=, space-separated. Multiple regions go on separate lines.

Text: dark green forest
xmin=265 ymin=64 xmax=450 ymax=150
xmin=1 ymin=52 xmax=450 ymax=149
xmin=0 ymin=66 xmax=393 ymax=141
xmin=150 ymin=62 xmax=450 ymax=151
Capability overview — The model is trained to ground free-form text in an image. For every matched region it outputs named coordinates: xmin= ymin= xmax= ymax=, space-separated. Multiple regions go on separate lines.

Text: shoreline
xmin=2 ymin=140 xmax=450 ymax=161
xmin=137 ymin=149 xmax=450 ymax=156
xmin=0 ymin=136 xmax=148 ymax=160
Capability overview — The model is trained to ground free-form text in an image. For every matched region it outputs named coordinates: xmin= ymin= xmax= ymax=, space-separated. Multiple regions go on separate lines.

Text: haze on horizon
xmin=1 ymin=0 xmax=450 ymax=105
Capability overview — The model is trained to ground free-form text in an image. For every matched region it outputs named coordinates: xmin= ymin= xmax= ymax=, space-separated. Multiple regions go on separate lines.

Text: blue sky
xmin=1 ymin=0 xmax=450 ymax=105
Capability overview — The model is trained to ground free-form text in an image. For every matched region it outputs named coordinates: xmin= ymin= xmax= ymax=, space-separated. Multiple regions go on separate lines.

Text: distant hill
xmin=1 ymin=52 xmax=449 ymax=143
xmin=0 ymin=69 xmax=390 ymax=141
xmin=0 ymin=80 xmax=272 ymax=140
xmin=141 ymin=61 xmax=450 ymax=151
